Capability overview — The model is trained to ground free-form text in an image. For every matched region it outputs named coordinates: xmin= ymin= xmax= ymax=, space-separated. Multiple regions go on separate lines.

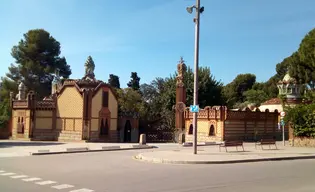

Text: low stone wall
xmin=32 ymin=129 xmax=82 ymax=141
xmin=89 ymin=130 xmax=119 ymax=142
xmin=290 ymin=137 xmax=315 ymax=147
xmin=0 ymin=127 xmax=10 ymax=139
xmin=185 ymin=133 xmax=222 ymax=142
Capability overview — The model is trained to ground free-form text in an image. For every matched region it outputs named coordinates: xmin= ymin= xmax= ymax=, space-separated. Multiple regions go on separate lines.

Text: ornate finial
xmin=17 ymin=82 xmax=26 ymax=100
xmin=18 ymin=82 xmax=25 ymax=91
xmin=55 ymin=68 xmax=60 ymax=77
xmin=176 ymin=57 xmax=187 ymax=87
xmin=178 ymin=56 xmax=185 ymax=64
xmin=84 ymin=56 xmax=95 ymax=78
xmin=52 ymin=68 xmax=61 ymax=84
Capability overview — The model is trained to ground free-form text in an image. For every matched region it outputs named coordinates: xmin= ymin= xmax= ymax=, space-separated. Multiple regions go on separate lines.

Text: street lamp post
xmin=186 ymin=0 xmax=204 ymax=155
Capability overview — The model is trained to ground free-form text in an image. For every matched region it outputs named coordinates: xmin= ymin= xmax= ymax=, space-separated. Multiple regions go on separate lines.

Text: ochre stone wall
xmin=57 ymin=87 xmax=83 ymax=118
xmin=11 ymin=109 xmax=31 ymax=140
xmin=35 ymin=110 xmax=53 ymax=129
xmin=108 ymin=89 xmax=118 ymax=131
xmin=91 ymin=88 xmax=118 ymax=132
xmin=185 ymin=119 xmax=224 ymax=142
xmin=91 ymin=88 xmax=102 ymax=118
xmin=55 ymin=118 xmax=82 ymax=131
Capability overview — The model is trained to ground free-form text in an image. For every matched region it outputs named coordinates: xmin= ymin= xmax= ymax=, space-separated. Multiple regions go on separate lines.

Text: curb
xmin=182 ymin=142 xmax=221 ymax=147
xmin=31 ymin=145 xmax=155 ymax=156
xmin=134 ymin=154 xmax=315 ymax=164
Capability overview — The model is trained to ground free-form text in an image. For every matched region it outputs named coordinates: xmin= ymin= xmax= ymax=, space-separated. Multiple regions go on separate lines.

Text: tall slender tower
xmin=175 ymin=57 xmax=187 ymax=143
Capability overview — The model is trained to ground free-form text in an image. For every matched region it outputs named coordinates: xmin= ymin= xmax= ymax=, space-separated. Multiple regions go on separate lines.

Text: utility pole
xmin=186 ymin=0 xmax=203 ymax=154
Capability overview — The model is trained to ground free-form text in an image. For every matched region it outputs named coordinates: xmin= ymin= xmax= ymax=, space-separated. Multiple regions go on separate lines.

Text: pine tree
xmin=127 ymin=72 xmax=140 ymax=91
xmin=5 ymin=29 xmax=71 ymax=99
xmin=108 ymin=74 xmax=120 ymax=89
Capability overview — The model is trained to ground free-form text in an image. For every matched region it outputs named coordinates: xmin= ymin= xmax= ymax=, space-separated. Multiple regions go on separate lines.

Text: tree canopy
xmin=108 ymin=74 xmax=120 ymax=89
xmin=6 ymin=29 xmax=71 ymax=99
xmin=127 ymin=72 xmax=140 ymax=91
xmin=1 ymin=27 xmax=315 ymax=136
xmin=222 ymin=73 xmax=256 ymax=108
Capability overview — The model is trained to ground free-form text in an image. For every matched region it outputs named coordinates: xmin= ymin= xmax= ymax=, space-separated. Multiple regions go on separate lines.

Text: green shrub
xmin=0 ymin=99 xmax=11 ymax=129
xmin=284 ymin=103 xmax=315 ymax=137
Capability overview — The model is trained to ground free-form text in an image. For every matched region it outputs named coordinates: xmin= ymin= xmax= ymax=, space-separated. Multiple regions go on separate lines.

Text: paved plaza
xmin=0 ymin=144 xmax=314 ymax=192
xmin=136 ymin=142 xmax=315 ymax=164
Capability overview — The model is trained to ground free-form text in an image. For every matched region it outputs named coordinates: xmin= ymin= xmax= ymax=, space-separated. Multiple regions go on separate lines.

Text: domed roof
xmin=283 ymin=73 xmax=296 ymax=82
xmin=278 ymin=73 xmax=297 ymax=84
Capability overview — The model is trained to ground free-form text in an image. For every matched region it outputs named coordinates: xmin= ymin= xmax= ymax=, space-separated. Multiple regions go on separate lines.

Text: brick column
xmin=174 ymin=57 xmax=187 ymax=143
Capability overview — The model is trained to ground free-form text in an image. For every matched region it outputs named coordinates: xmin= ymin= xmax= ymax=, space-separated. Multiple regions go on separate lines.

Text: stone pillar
xmin=52 ymin=69 xmax=62 ymax=95
xmin=139 ymin=134 xmax=146 ymax=145
xmin=82 ymin=89 xmax=91 ymax=140
xmin=174 ymin=57 xmax=187 ymax=144
xmin=25 ymin=91 xmax=36 ymax=138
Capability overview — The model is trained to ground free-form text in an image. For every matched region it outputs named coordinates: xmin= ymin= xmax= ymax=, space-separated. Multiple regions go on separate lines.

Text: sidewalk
xmin=0 ymin=140 xmax=154 ymax=157
xmin=135 ymin=142 xmax=315 ymax=164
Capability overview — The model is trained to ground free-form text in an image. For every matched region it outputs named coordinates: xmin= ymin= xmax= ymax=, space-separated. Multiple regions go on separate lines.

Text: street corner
xmin=133 ymin=150 xmax=315 ymax=165
xmin=30 ymin=144 xmax=156 ymax=156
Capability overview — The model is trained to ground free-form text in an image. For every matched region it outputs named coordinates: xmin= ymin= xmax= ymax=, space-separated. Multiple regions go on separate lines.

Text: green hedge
xmin=0 ymin=99 xmax=10 ymax=129
xmin=284 ymin=103 xmax=315 ymax=137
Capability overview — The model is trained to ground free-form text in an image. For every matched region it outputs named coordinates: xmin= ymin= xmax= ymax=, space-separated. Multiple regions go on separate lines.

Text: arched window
xmin=188 ymin=124 xmax=193 ymax=135
xmin=17 ymin=117 xmax=25 ymax=134
xmin=100 ymin=118 xmax=109 ymax=136
xmin=21 ymin=117 xmax=24 ymax=134
xmin=209 ymin=125 xmax=215 ymax=136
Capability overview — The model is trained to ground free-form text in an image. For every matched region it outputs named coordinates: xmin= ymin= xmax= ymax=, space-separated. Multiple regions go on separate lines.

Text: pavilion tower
xmin=174 ymin=57 xmax=187 ymax=143
xmin=277 ymin=73 xmax=303 ymax=104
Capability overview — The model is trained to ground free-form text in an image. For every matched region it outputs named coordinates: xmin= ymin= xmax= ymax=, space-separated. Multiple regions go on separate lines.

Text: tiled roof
xmin=261 ymin=98 xmax=282 ymax=105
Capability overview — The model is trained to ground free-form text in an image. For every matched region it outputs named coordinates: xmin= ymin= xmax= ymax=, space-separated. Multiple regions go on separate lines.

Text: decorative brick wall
xmin=290 ymin=137 xmax=315 ymax=147
xmin=184 ymin=106 xmax=281 ymax=142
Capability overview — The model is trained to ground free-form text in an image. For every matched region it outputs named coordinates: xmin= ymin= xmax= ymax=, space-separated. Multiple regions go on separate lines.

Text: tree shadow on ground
xmin=0 ymin=141 xmax=65 ymax=148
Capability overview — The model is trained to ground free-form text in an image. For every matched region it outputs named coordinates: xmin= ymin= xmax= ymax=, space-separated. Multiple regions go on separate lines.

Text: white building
xmin=259 ymin=73 xmax=303 ymax=112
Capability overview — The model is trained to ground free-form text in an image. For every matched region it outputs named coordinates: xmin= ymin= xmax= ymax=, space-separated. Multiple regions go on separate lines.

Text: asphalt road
xmin=0 ymin=147 xmax=315 ymax=192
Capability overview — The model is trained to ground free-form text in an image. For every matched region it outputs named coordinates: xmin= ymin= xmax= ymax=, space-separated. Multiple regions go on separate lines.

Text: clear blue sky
xmin=0 ymin=0 xmax=315 ymax=87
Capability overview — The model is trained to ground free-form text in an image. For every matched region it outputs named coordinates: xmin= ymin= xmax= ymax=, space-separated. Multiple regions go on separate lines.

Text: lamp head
xmin=200 ymin=6 xmax=204 ymax=13
xmin=186 ymin=6 xmax=194 ymax=14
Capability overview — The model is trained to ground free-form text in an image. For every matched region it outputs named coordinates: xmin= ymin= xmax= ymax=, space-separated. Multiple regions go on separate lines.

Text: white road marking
xmin=69 ymin=189 xmax=94 ymax=192
xmin=0 ymin=169 xmax=95 ymax=192
xmin=35 ymin=180 xmax=56 ymax=185
xmin=52 ymin=184 xmax=74 ymax=190
xmin=0 ymin=172 xmax=15 ymax=176
xmin=11 ymin=175 xmax=28 ymax=179
xmin=22 ymin=177 xmax=42 ymax=182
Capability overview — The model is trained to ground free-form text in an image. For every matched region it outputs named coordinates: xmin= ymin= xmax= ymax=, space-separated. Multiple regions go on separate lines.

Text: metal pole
xmin=282 ymin=124 xmax=285 ymax=146
xmin=193 ymin=0 xmax=201 ymax=155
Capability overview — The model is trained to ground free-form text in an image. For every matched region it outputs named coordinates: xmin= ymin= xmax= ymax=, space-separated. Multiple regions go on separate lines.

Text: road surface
xmin=0 ymin=147 xmax=314 ymax=192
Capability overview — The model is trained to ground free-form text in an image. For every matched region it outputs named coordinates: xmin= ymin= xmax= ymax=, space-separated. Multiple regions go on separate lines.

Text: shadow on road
xmin=0 ymin=141 xmax=65 ymax=148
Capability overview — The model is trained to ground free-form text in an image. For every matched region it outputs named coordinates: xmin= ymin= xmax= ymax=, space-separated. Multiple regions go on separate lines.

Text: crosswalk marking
xmin=35 ymin=180 xmax=56 ymax=185
xmin=52 ymin=184 xmax=74 ymax=190
xmin=0 ymin=168 xmax=95 ymax=192
xmin=69 ymin=188 xmax=94 ymax=192
xmin=22 ymin=177 xmax=41 ymax=182
xmin=0 ymin=172 xmax=15 ymax=176
xmin=11 ymin=175 xmax=28 ymax=179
